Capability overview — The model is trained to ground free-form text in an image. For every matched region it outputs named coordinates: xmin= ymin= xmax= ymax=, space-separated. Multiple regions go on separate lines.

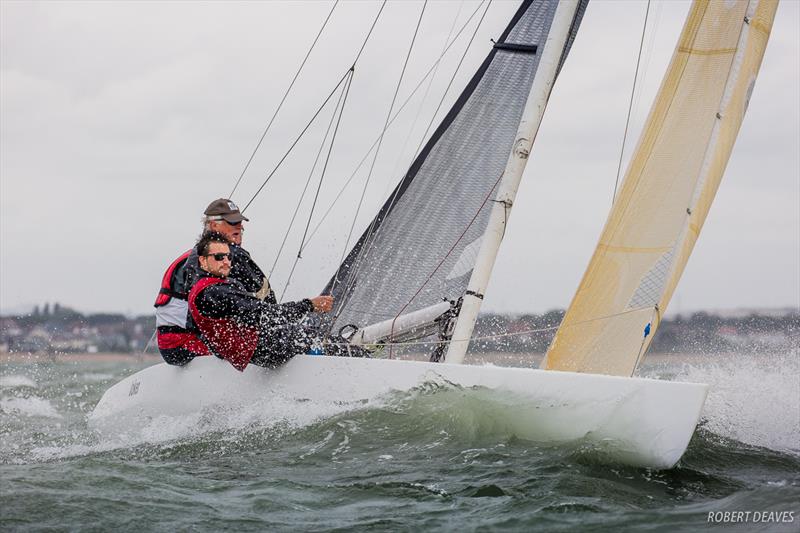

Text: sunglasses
xmin=205 ymin=252 xmax=232 ymax=261
xmin=208 ymin=216 xmax=242 ymax=226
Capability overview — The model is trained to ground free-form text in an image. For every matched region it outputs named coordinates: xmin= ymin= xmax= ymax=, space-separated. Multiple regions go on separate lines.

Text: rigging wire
xmin=631 ymin=1 xmax=662 ymax=119
xmin=367 ymin=0 xmax=494 ymax=299
xmin=301 ymin=0 xmax=491 ymax=246
xmin=299 ymin=70 xmax=355 ymax=265
xmin=329 ymin=0 xmax=430 ymax=328
xmin=279 ymin=69 xmax=355 ymax=302
xmin=257 ymin=0 xmax=489 ymax=290
xmin=352 ymin=1 xmax=387 ymax=67
xmin=386 ymin=0 xmax=465 ymax=187
xmin=410 ymin=0 xmax=492 ymax=165
xmin=241 ymin=1 xmax=386 ymax=214
xmin=387 ymin=170 xmax=504 ymax=358
xmin=611 ymin=0 xmax=652 ymax=205
xmin=329 ymin=0 xmax=493 ymax=336
xmin=229 ymin=1 xmax=339 ymax=199
xmin=240 ymin=69 xmax=352 ymax=213
xmin=269 ymin=69 xmax=351 ymax=280
xmin=338 ymin=0 xmax=429 ymax=267
xmin=268 ymin=1 xmax=388 ymax=285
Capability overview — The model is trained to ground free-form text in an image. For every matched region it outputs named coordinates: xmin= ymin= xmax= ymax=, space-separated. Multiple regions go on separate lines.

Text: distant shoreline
xmin=0 ymin=351 xmax=765 ymax=367
xmin=0 ymin=352 xmax=161 ymax=363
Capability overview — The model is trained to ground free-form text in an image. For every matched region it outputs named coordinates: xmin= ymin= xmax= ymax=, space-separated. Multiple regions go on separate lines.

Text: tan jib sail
xmin=542 ymin=0 xmax=778 ymax=376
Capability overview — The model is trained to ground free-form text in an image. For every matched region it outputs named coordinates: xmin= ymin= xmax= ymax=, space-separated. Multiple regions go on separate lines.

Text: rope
xmin=611 ymin=0 xmax=651 ymax=205
xmin=229 ymin=1 xmax=339 ymax=199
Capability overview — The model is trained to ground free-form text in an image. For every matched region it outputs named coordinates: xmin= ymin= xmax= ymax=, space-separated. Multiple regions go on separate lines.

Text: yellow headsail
xmin=542 ymin=0 xmax=778 ymax=376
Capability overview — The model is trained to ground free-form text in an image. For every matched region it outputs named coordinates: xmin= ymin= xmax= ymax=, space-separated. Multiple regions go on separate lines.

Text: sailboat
xmin=90 ymin=0 xmax=778 ymax=469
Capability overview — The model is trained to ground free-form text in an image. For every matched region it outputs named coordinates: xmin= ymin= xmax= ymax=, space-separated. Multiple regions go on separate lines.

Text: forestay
xmin=323 ymin=0 xmax=588 ymax=346
xmin=543 ymin=0 xmax=779 ymax=376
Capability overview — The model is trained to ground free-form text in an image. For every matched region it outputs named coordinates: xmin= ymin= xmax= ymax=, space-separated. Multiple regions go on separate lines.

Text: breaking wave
xmin=0 ymin=374 xmax=38 ymax=388
xmin=674 ymin=351 xmax=800 ymax=455
xmin=4 ymin=353 xmax=799 ymax=468
xmin=1 ymin=395 xmax=62 ymax=419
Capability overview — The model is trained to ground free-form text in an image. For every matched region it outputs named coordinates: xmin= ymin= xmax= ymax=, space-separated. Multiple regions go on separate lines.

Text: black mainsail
xmin=324 ymin=0 xmax=589 ymax=347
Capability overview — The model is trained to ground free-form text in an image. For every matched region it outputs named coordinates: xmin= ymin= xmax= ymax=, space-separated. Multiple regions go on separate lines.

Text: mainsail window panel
xmin=627 ymin=246 xmax=675 ymax=310
xmin=446 ymin=236 xmax=483 ymax=281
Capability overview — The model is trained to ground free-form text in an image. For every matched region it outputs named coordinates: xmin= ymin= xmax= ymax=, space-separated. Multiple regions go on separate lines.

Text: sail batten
xmin=543 ymin=0 xmax=778 ymax=376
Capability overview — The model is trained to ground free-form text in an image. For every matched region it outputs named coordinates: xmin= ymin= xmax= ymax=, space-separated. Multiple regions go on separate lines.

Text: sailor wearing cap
xmin=153 ymin=198 xmax=272 ymax=365
xmin=199 ymin=198 xmax=271 ymax=299
xmin=186 ymin=231 xmax=348 ymax=371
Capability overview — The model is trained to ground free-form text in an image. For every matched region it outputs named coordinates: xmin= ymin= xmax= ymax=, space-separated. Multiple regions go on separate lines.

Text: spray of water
xmin=674 ymin=351 xmax=800 ymax=455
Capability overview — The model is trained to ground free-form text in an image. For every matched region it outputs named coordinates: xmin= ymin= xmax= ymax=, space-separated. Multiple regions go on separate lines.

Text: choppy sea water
xmin=1 ymin=352 xmax=798 ymax=532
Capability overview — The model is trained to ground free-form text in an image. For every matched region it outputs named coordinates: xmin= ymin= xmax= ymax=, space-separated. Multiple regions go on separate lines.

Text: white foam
xmin=81 ymin=373 xmax=114 ymax=382
xmin=1 ymin=396 xmax=62 ymax=419
xmin=22 ymin=387 xmax=375 ymax=464
xmin=675 ymin=352 xmax=800 ymax=455
xmin=0 ymin=375 xmax=37 ymax=388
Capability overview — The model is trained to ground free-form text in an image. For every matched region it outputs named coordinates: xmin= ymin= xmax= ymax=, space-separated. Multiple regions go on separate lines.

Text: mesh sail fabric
xmin=544 ymin=0 xmax=778 ymax=377
xmin=323 ymin=0 xmax=587 ymax=338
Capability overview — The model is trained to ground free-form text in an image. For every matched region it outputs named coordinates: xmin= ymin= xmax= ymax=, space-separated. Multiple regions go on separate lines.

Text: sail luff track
xmin=444 ymin=0 xmax=589 ymax=364
xmin=543 ymin=0 xmax=779 ymax=377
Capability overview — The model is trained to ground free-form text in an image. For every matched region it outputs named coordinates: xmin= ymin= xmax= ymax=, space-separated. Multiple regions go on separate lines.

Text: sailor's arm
xmin=260 ymin=295 xmax=332 ymax=325
xmin=196 ymin=282 xmax=332 ymax=325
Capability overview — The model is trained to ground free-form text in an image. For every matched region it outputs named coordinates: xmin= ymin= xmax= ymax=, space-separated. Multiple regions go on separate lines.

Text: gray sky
xmin=1 ymin=0 xmax=798 ymax=317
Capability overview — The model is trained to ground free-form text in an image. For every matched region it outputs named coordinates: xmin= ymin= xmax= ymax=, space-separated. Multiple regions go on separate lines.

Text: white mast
xmin=444 ymin=0 xmax=581 ymax=364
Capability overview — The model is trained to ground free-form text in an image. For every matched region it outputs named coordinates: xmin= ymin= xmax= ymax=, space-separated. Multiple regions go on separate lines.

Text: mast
xmin=444 ymin=0 xmax=583 ymax=364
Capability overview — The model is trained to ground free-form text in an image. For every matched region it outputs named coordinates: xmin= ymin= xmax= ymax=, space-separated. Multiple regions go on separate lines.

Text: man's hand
xmin=310 ymin=295 xmax=334 ymax=313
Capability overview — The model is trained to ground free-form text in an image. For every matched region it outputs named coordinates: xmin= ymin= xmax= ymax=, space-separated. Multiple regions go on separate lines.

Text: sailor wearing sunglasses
xmin=154 ymin=198 xmax=272 ymax=366
xmin=187 ymin=231 xmax=360 ymax=371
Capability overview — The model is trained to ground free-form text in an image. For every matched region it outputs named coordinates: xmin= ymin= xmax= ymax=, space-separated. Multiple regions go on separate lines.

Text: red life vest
xmin=154 ymin=250 xmax=192 ymax=306
xmin=156 ymin=328 xmax=210 ymax=354
xmin=188 ymin=277 xmax=260 ymax=371
xmin=154 ymin=250 xmax=210 ymax=359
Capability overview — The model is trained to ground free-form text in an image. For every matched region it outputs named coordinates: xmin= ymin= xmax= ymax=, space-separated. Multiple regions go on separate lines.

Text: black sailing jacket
xmin=192 ymin=271 xmax=313 ymax=329
xmin=185 ymin=244 xmax=273 ymax=301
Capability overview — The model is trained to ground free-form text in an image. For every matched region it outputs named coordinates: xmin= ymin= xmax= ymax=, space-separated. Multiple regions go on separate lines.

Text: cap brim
xmin=222 ymin=213 xmax=248 ymax=223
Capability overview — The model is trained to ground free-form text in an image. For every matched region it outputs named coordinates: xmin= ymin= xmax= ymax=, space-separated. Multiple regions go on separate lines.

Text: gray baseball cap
xmin=204 ymin=198 xmax=249 ymax=223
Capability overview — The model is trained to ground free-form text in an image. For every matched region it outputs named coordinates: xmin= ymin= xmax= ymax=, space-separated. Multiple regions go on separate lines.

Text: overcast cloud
xmin=1 ymin=0 xmax=798 ymax=317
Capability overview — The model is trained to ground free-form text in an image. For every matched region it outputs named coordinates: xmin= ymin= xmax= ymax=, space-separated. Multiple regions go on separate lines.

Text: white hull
xmin=89 ymin=356 xmax=708 ymax=469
